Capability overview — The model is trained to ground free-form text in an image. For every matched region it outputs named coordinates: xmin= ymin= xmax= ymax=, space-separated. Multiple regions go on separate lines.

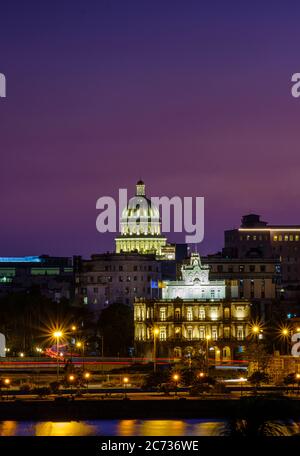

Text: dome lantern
xmin=136 ymin=180 xmax=145 ymax=196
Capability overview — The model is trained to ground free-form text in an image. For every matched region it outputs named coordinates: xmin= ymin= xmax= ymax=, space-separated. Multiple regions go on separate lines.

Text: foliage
xmin=244 ymin=341 xmax=271 ymax=372
xmin=97 ymin=303 xmax=134 ymax=357
xmin=283 ymin=373 xmax=299 ymax=385
xmin=248 ymin=371 xmax=270 ymax=387
xmin=0 ymin=289 xmax=92 ymax=353
xmin=142 ymin=369 xmax=171 ymax=389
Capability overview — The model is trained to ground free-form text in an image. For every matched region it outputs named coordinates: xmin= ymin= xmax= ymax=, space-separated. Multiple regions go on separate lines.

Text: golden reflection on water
xmin=0 ymin=421 xmax=18 ymax=436
xmin=118 ymin=419 xmax=224 ymax=436
xmin=0 ymin=420 xmax=299 ymax=436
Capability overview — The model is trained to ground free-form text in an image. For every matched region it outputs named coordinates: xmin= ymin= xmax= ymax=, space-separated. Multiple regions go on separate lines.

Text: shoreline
xmin=0 ymin=397 xmax=300 ymax=421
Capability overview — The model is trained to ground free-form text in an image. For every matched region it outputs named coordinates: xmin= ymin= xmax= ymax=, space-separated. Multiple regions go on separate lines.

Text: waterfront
xmin=0 ymin=419 xmax=300 ymax=436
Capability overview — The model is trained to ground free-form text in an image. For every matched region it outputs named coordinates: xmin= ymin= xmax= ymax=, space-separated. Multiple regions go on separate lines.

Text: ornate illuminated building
xmin=115 ymin=180 xmax=171 ymax=257
xmin=134 ymin=253 xmax=251 ymax=361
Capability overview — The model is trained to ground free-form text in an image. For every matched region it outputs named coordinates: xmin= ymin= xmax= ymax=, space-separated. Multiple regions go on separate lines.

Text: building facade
xmin=223 ymin=214 xmax=300 ymax=296
xmin=134 ymin=253 xmax=251 ymax=361
xmin=0 ymin=255 xmax=74 ymax=302
xmin=74 ymin=252 xmax=162 ymax=313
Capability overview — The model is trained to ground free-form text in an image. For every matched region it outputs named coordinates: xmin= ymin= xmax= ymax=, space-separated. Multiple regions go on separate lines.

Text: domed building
xmin=115 ymin=181 xmax=167 ymax=255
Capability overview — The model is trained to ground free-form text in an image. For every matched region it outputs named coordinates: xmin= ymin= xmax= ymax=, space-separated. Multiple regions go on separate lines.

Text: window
xmin=127 ymin=276 xmax=131 ymax=282
xmin=296 ymin=235 xmax=299 ymax=241
xmin=284 ymin=235 xmax=289 ymax=241
xmin=210 ymin=289 xmax=215 ymax=299
xmin=119 ymin=276 xmax=123 ymax=282
xmin=224 ymin=308 xmax=230 ymax=319
xmin=119 ymin=265 xmax=123 ymax=271
xmin=239 ymin=265 xmax=245 ymax=272
xmin=212 ymin=326 xmax=218 ymax=340
xmin=211 ymin=307 xmax=218 ymax=320
xmin=134 ymin=265 xmax=138 ymax=271
xmin=237 ymin=326 xmax=244 ymax=340
xmin=93 ymin=287 xmax=98 ymax=293
xmin=260 ymin=265 xmax=266 ymax=272
xmin=159 ymin=327 xmax=167 ymax=341
xmin=187 ymin=326 xmax=193 ymax=340
xmin=175 ymin=308 xmax=181 ymax=320
xmin=199 ymin=326 xmax=205 ymax=339
xmin=236 ymin=306 xmax=245 ymax=319
xmin=224 ymin=327 xmax=230 ymax=338
xmin=160 ymin=307 xmax=166 ymax=321
xmin=187 ymin=307 xmax=193 ymax=321
xmin=199 ymin=308 xmax=205 ymax=320
xmin=217 ymin=265 xmax=223 ymax=272
xmin=249 ymin=265 xmax=255 ymax=272
xmin=290 ymin=235 xmax=294 ymax=241
xmin=273 ymin=235 xmax=278 ymax=241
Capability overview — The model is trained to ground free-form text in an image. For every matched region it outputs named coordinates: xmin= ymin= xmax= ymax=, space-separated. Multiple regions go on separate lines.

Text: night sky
xmin=1 ymin=1 xmax=300 ymax=258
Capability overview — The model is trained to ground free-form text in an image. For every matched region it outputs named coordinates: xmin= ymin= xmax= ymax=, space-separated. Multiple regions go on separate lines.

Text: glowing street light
xmin=19 ymin=352 xmax=24 ymax=358
xmin=153 ymin=327 xmax=159 ymax=373
xmin=123 ymin=376 xmax=129 ymax=398
xmin=53 ymin=330 xmax=63 ymax=381
xmin=239 ymin=377 xmax=247 ymax=398
xmin=173 ymin=373 xmax=180 ymax=396
xmin=3 ymin=378 xmax=10 ymax=386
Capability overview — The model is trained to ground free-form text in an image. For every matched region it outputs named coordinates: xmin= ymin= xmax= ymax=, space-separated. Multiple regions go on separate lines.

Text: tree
xmin=248 ymin=371 xmax=270 ymax=388
xmin=97 ymin=303 xmax=134 ymax=357
xmin=244 ymin=341 xmax=271 ymax=373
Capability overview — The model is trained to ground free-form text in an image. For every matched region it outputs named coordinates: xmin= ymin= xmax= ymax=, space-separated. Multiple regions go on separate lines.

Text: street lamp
xmin=296 ymin=373 xmax=300 ymax=395
xmin=84 ymin=372 xmax=91 ymax=390
xmin=206 ymin=335 xmax=211 ymax=374
xmin=280 ymin=327 xmax=290 ymax=355
xmin=153 ymin=328 xmax=159 ymax=373
xmin=173 ymin=373 xmax=179 ymax=396
xmin=53 ymin=330 xmax=63 ymax=382
xmin=123 ymin=376 xmax=129 ymax=399
xmin=76 ymin=340 xmax=85 ymax=371
xmin=239 ymin=377 xmax=247 ymax=398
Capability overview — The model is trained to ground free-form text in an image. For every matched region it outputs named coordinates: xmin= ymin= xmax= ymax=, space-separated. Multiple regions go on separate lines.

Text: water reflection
xmin=0 ymin=419 xmax=299 ymax=436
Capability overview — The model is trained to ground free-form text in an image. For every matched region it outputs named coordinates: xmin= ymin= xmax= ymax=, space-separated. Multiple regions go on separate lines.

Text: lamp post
xmin=53 ymin=331 xmax=63 ymax=382
xmin=281 ymin=328 xmax=290 ymax=355
xmin=76 ymin=341 xmax=85 ymax=372
xmin=123 ymin=376 xmax=129 ymax=399
xmin=70 ymin=325 xmax=77 ymax=361
xmin=239 ymin=377 xmax=247 ymax=398
xmin=296 ymin=373 xmax=300 ymax=395
xmin=206 ymin=334 xmax=211 ymax=374
xmin=173 ymin=373 xmax=179 ymax=396
xmin=153 ymin=328 xmax=159 ymax=373
xmin=84 ymin=372 xmax=91 ymax=390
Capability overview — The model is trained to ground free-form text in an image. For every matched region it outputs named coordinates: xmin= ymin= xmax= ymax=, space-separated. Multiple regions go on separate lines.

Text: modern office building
xmin=134 ymin=253 xmax=251 ymax=361
xmin=0 ymin=255 xmax=74 ymax=302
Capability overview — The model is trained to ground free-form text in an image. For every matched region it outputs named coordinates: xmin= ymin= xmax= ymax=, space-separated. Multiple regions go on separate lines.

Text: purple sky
xmin=1 ymin=1 xmax=300 ymax=258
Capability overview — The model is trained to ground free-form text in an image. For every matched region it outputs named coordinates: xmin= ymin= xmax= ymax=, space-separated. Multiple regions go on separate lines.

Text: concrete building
xmin=134 ymin=253 xmax=251 ymax=361
xmin=223 ymin=214 xmax=300 ymax=298
xmin=74 ymin=252 xmax=162 ymax=313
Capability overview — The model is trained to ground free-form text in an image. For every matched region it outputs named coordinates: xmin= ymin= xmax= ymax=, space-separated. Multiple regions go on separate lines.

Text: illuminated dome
xmin=120 ymin=181 xmax=161 ymax=236
xmin=115 ymin=180 xmax=167 ymax=255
